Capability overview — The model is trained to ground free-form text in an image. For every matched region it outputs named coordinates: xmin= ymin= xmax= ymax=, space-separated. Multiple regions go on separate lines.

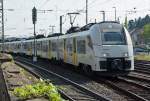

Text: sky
xmin=1 ymin=0 xmax=150 ymax=38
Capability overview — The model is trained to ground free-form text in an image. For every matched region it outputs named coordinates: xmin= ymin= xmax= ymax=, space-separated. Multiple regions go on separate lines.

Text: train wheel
xmin=82 ymin=65 xmax=93 ymax=76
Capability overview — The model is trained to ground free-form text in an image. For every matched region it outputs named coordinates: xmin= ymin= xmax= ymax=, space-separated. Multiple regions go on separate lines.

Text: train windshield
xmin=102 ymin=31 xmax=126 ymax=45
xmin=100 ymin=23 xmax=126 ymax=45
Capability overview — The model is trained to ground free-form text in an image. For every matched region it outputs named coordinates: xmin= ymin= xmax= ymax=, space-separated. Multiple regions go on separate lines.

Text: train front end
xmin=91 ymin=22 xmax=134 ymax=76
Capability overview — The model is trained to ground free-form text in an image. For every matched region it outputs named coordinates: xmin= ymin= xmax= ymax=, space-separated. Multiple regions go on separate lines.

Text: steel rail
xmin=135 ymin=63 xmax=150 ymax=69
xmin=16 ymin=56 xmax=149 ymax=101
xmin=128 ymin=73 xmax=150 ymax=82
xmin=97 ymin=78 xmax=149 ymax=101
xmin=15 ymin=59 xmax=110 ymax=101
xmin=15 ymin=60 xmax=75 ymax=101
xmin=134 ymin=68 xmax=150 ymax=75
xmin=117 ymin=77 xmax=150 ymax=91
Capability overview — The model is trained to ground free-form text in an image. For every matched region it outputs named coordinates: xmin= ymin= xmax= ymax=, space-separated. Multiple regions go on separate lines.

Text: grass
xmin=135 ymin=54 xmax=150 ymax=61
xmin=13 ymin=80 xmax=65 ymax=101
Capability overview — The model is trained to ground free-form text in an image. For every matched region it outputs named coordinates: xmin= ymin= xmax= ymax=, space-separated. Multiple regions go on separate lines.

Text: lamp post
xmin=112 ymin=7 xmax=117 ymax=21
xmin=100 ymin=11 xmax=105 ymax=21
xmin=86 ymin=0 xmax=88 ymax=24
xmin=49 ymin=25 xmax=55 ymax=34
xmin=60 ymin=15 xmax=63 ymax=34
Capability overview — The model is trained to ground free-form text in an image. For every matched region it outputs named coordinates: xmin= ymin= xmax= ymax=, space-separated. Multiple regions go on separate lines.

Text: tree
xmin=128 ymin=20 xmax=134 ymax=30
xmin=124 ymin=16 xmax=128 ymax=29
xmin=143 ymin=24 xmax=150 ymax=43
xmin=128 ymin=15 xmax=150 ymax=30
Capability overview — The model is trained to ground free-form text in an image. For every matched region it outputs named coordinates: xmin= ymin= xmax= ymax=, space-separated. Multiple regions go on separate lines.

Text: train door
xmin=64 ymin=39 xmax=67 ymax=62
xmin=73 ymin=38 xmax=77 ymax=65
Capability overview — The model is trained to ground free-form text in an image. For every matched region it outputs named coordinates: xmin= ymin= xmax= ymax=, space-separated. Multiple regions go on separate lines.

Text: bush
xmin=13 ymin=80 xmax=65 ymax=101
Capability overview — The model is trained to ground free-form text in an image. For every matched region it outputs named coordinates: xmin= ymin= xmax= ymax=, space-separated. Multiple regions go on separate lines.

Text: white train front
xmin=1 ymin=21 xmax=134 ymax=76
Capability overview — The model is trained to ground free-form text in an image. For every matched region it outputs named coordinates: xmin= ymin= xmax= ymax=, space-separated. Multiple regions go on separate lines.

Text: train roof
xmin=99 ymin=21 xmax=120 ymax=24
xmin=1 ymin=21 xmax=123 ymax=44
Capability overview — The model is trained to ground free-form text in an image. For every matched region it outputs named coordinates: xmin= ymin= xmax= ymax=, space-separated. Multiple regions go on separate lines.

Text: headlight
xmin=103 ymin=53 xmax=107 ymax=57
xmin=124 ymin=52 xmax=128 ymax=57
xmin=103 ymin=53 xmax=109 ymax=57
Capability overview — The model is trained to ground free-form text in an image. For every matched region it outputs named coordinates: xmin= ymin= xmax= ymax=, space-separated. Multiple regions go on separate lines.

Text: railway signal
xmin=32 ymin=7 xmax=37 ymax=62
xmin=32 ymin=7 xmax=37 ymax=24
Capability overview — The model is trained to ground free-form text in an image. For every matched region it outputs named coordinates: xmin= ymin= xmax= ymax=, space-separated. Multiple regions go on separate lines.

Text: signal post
xmin=32 ymin=7 xmax=37 ymax=62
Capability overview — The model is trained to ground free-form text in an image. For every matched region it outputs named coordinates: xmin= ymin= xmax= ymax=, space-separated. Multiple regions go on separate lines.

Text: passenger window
xmin=52 ymin=42 xmax=56 ymax=51
xmin=36 ymin=42 xmax=42 ymax=51
xmin=42 ymin=42 xmax=48 ymax=52
xmin=77 ymin=40 xmax=86 ymax=54
xmin=66 ymin=40 xmax=72 ymax=52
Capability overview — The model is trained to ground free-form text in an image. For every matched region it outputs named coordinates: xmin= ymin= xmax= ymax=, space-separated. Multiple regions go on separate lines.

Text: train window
xmin=87 ymin=36 xmax=93 ymax=49
xmin=30 ymin=42 xmax=32 ymax=49
xmin=58 ymin=41 xmax=63 ymax=52
xmin=67 ymin=40 xmax=73 ymax=52
xmin=77 ymin=40 xmax=86 ymax=54
xmin=52 ymin=42 xmax=57 ymax=51
xmin=102 ymin=31 xmax=126 ymax=45
xmin=37 ymin=42 xmax=41 ymax=50
xmin=24 ymin=43 xmax=28 ymax=50
xmin=64 ymin=39 xmax=66 ymax=50
xmin=49 ymin=40 xmax=51 ymax=51
xmin=42 ymin=41 xmax=48 ymax=52
xmin=73 ymin=38 xmax=77 ymax=53
xmin=80 ymin=23 xmax=95 ymax=31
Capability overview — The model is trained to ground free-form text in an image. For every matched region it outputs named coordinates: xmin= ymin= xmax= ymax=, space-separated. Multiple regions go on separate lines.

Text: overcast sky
xmin=1 ymin=0 xmax=150 ymax=38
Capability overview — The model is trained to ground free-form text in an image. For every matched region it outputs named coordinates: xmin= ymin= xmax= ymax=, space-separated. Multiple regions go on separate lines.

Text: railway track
xmin=135 ymin=60 xmax=150 ymax=64
xmin=130 ymin=72 xmax=150 ymax=79
xmin=135 ymin=68 xmax=150 ymax=75
xmin=121 ymin=75 xmax=150 ymax=88
xmin=135 ymin=60 xmax=150 ymax=69
xmin=134 ymin=61 xmax=150 ymax=75
xmin=14 ymin=56 xmax=150 ymax=101
xmin=97 ymin=76 xmax=150 ymax=101
xmin=15 ymin=58 xmax=110 ymax=101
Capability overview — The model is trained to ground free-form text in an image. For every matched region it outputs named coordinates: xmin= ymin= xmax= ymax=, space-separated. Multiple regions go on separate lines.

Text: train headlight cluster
xmin=124 ymin=52 xmax=128 ymax=57
xmin=103 ymin=53 xmax=109 ymax=57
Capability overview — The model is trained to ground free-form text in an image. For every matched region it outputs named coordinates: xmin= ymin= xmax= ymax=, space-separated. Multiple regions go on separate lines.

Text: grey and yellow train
xmin=0 ymin=21 xmax=134 ymax=76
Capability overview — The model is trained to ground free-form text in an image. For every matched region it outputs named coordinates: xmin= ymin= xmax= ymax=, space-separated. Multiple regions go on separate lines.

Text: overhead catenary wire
xmin=4 ymin=0 xmax=150 ymax=38
xmin=38 ymin=0 xmax=51 ymax=9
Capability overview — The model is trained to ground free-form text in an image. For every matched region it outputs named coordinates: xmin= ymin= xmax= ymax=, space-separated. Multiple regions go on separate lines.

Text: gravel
xmin=15 ymin=56 xmax=135 ymax=101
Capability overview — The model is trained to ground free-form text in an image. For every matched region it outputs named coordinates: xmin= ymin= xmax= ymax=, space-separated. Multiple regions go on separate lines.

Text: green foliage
xmin=143 ymin=24 xmax=150 ymax=34
xmin=13 ymin=80 xmax=65 ymax=101
xmin=143 ymin=24 xmax=150 ymax=43
xmin=128 ymin=15 xmax=150 ymax=30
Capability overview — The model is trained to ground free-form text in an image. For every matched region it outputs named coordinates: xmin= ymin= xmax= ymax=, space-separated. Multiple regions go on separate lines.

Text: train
xmin=0 ymin=21 xmax=134 ymax=76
